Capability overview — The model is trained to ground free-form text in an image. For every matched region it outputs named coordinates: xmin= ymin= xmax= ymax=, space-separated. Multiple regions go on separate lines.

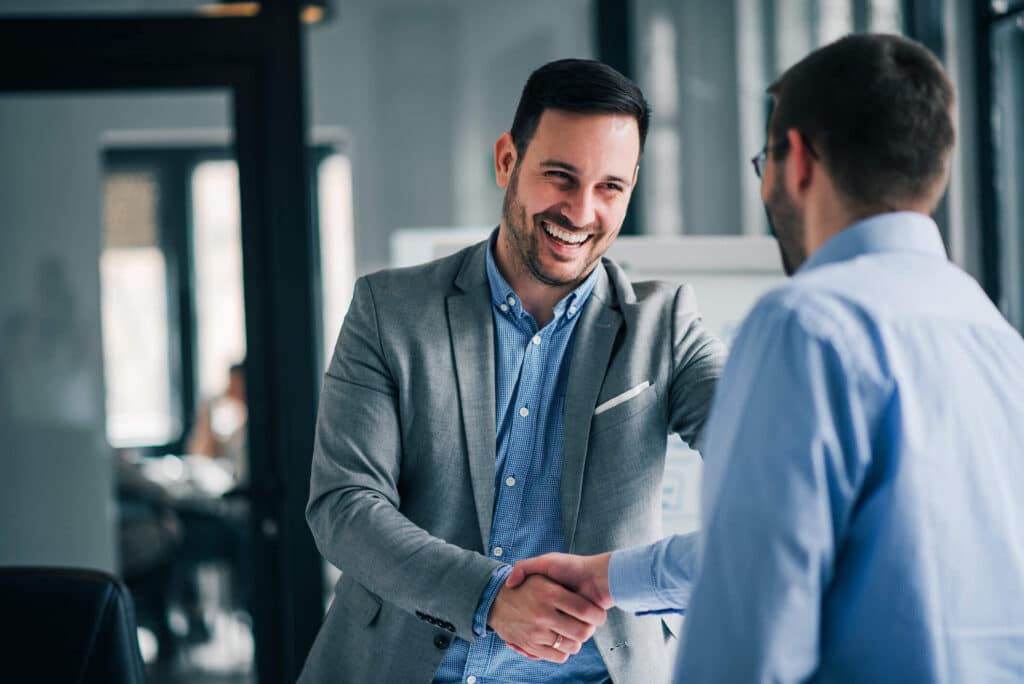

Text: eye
xmin=601 ymin=182 xmax=624 ymax=193
xmin=545 ymin=170 xmax=572 ymax=181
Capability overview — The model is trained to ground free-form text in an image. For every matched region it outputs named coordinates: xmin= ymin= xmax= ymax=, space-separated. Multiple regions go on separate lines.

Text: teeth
xmin=543 ymin=221 xmax=590 ymax=245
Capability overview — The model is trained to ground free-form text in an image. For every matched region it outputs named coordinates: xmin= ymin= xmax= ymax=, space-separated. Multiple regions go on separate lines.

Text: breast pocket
xmin=590 ymin=381 xmax=659 ymax=436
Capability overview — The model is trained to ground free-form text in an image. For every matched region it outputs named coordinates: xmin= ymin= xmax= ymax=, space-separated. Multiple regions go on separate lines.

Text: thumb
xmin=505 ymin=564 xmax=525 ymax=589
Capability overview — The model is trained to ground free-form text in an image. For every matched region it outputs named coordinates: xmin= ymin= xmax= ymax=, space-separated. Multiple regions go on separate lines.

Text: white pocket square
xmin=594 ymin=381 xmax=652 ymax=416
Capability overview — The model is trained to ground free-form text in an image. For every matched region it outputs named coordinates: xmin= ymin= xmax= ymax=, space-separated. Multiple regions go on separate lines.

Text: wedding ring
xmin=552 ymin=633 xmax=563 ymax=650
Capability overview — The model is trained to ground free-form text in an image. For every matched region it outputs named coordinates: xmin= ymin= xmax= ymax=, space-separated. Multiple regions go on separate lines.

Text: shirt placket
xmin=463 ymin=313 xmax=543 ymax=681
xmin=488 ymin=324 xmax=544 ymax=565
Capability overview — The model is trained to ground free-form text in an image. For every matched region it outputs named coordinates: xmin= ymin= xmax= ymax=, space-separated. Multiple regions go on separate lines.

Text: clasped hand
xmin=487 ymin=552 xmax=614 ymax=663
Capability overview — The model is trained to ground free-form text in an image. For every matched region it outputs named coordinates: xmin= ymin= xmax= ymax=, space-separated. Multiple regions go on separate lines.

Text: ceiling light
xmin=198 ymin=1 xmax=329 ymax=24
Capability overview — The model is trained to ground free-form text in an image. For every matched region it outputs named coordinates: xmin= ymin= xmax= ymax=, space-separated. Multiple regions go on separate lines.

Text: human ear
xmin=494 ymin=132 xmax=518 ymax=189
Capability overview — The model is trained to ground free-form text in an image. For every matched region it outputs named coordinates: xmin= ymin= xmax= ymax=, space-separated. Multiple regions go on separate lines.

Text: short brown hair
xmin=768 ymin=33 xmax=955 ymax=212
xmin=510 ymin=58 xmax=651 ymax=160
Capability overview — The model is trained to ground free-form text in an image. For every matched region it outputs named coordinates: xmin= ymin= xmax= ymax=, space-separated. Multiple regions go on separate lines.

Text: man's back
xmin=794 ymin=219 xmax=1024 ymax=681
xmin=682 ymin=214 xmax=1024 ymax=683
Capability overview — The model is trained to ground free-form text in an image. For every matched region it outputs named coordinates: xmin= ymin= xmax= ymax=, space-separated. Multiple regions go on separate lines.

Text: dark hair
xmin=767 ymin=33 xmax=955 ymax=211
xmin=509 ymin=58 xmax=651 ymax=160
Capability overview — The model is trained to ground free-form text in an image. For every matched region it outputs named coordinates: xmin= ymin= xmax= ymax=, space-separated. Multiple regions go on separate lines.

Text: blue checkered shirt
xmin=433 ymin=238 xmax=608 ymax=683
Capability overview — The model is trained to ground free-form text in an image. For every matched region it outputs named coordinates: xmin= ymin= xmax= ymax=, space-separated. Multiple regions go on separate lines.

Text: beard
xmin=764 ymin=169 xmax=807 ymax=276
xmin=500 ymin=165 xmax=601 ymax=288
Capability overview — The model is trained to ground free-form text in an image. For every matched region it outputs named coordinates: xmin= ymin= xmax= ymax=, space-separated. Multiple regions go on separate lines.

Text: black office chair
xmin=0 ymin=566 xmax=147 ymax=684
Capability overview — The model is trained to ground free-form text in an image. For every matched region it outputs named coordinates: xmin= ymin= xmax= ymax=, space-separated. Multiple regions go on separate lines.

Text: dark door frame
xmin=0 ymin=4 xmax=323 ymax=682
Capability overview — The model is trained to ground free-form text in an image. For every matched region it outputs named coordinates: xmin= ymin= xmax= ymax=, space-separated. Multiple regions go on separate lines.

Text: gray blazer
xmin=300 ymin=239 xmax=726 ymax=683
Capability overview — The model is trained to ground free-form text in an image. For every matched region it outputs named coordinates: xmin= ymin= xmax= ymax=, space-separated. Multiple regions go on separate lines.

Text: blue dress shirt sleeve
xmin=472 ymin=564 xmax=513 ymax=637
xmin=609 ymin=532 xmax=700 ymax=615
xmin=675 ymin=295 xmax=882 ymax=683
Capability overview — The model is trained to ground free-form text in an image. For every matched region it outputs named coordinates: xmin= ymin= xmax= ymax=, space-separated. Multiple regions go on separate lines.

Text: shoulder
xmin=601 ymin=257 xmax=698 ymax=310
xmin=358 ymin=241 xmax=484 ymax=303
xmin=756 ymin=271 xmax=872 ymax=339
xmin=602 ymin=258 xmax=726 ymax=372
xmin=740 ymin=277 xmax=887 ymax=385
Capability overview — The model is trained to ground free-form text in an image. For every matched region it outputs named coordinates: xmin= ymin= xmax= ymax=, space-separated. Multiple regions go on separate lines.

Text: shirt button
xmin=569 ymin=305 xmax=577 ymax=315
xmin=467 ymin=677 xmax=477 ymax=684
xmin=434 ymin=634 xmax=451 ymax=650
xmin=532 ymin=335 xmax=541 ymax=345
xmin=507 ymin=296 xmax=516 ymax=306
xmin=519 ymin=406 xmax=529 ymax=418
xmin=493 ymin=546 xmax=504 ymax=557
xmin=505 ymin=476 xmax=516 ymax=487
xmin=499 ymin=303 xmax=509 ymax=312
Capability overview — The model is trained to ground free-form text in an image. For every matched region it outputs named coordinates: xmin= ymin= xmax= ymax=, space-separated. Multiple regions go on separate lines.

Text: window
xmin=316 ymin=151 xmax=356 ymax=366
xmin=191 ymin=160 xmax=246 ymax=400
xmin=100 ymin=169 xmax=179 ymax=447
xmin=100 ymin=142 xmax=353 ymax=449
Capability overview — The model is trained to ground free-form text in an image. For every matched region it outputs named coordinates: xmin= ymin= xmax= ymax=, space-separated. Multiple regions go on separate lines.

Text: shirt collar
xmin=485 ymin=229 xmax=600 ymax=323
xmin=798 ymin=211 xmax=947 ymax=275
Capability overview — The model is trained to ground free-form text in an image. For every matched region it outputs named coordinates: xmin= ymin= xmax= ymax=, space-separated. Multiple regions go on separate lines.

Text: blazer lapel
xmin=447 ymin=242 xmax=497 ymax=552
xmin=561 ymin=266 xmax=622 ymax=550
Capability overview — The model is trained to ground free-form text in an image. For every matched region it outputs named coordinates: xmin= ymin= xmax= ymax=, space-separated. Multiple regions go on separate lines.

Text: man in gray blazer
xmin=300 ymin=59 xmax=726 ymax=683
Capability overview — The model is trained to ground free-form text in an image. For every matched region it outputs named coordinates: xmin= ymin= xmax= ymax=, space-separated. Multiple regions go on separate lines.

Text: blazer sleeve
xmin=306 ymin=276 xmax=502 ymax=641
xmin=668 ymin=283 xmax=728 ymax=453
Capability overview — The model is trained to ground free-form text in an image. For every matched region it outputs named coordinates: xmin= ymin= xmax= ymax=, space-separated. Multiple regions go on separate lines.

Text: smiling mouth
xmin=541 ymin=220 xmax=592 ymax=247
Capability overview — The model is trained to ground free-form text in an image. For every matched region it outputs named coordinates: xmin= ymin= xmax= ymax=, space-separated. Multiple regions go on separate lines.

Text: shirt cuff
xmin=609 ymin=544 xmax=664 ymax=614
xmin=609 ymin=539 xmax=689 ymax=615
xmin=472 ymin=563 xmax=513 ymax=637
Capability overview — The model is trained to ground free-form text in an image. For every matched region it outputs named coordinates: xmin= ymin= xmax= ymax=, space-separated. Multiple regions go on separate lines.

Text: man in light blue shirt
xmin=509 ymin=34 xmax=1024 ymax=682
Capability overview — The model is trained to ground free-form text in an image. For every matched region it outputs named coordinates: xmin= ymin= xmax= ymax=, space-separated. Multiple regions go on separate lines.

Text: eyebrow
xmin=539 ymin=159 xmax=632 ymax=186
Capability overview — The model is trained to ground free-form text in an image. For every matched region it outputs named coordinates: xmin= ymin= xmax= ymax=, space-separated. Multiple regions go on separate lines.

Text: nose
xmin=560 ymin=186 xmax=597 ymax=229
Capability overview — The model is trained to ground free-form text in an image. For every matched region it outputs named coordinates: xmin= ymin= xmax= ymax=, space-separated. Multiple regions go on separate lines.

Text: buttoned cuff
xmin=472 ymin=563 xmax=513 ymax=637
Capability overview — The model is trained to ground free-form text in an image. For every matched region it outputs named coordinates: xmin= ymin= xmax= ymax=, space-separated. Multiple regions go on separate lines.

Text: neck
xmin=516 ymin=282 xmax=573 ymax=327
xmin=804 ymin=209 xmax=845 ymax=259
xmin=493 ymin=230 xmax=577 ymax=327
xmin=802 ymin=183 xmax=868 ymax=259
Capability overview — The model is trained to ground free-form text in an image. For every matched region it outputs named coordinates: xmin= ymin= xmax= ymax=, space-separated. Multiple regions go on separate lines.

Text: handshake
xmin=486 ymin=552 xmax=613 ymax=663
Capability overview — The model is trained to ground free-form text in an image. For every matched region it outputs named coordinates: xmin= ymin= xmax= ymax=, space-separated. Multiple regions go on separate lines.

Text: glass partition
xmin=0 ymin=90 xmax=258 ymax=682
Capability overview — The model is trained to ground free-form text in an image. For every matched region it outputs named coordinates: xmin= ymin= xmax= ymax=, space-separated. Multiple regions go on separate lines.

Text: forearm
xmin=308 ymin=484 xmax=503 ymax=640
xmin=308 ymin=369 xmax=500 ymax=640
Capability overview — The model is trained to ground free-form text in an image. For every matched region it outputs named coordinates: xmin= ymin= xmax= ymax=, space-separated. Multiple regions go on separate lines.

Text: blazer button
xmin=434 ymin=634 xmax=451 ymax=650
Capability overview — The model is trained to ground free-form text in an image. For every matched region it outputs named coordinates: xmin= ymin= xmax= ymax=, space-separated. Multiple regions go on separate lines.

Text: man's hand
xmin=487 ymin=574 xmax=607 ymax=663
xmin=506 ymin=552 xmax=614 ymax=610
